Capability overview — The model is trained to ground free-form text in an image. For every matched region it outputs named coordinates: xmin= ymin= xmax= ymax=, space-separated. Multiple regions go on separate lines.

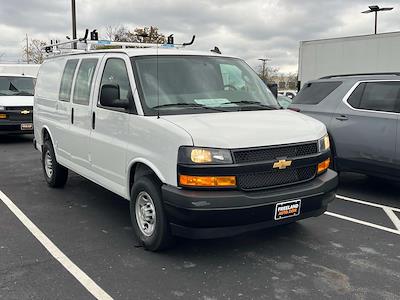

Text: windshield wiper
xmin=152 ymin=103 xmax=227 ymax=112
xmin=230 ymin=100 xmax=278 ymax=110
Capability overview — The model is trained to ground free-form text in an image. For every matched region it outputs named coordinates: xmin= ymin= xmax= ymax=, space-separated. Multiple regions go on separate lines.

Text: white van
xmin=34 ymin=48 xmax=337 ymax=251
xmin=0 ymin=74 xmax=35 ymax=134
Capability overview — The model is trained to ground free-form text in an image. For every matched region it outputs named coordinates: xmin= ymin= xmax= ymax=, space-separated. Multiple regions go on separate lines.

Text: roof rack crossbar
xmin=320 ymin=72 xmax=400 ymax=79
xmin=42 ymin=29 xmax=196 ymax=57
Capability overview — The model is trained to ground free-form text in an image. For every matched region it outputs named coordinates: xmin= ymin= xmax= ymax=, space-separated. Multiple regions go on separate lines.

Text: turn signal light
xmin=179 ymin=175 xmax=236 ymax=187
xmin=0 ymin=114 xmax=7 ymax=119
xmin=317 ymin=158 xmax=331 ymax=174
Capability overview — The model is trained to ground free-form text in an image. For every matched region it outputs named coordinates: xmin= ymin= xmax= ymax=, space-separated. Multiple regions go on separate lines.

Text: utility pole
xmin=25 ymin=33 xmax=29 ymax=64
xmin=362 ymin=5 xmax=393 ymax=34
xmin=71 ymin=0 xmax=77 ymax=49
xmin=258 ymin=58 xmax=271 ymax=81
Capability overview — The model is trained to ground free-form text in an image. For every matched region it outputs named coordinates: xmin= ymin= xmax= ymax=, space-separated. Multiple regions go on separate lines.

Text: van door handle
xmin=336 ymin=115 xmax=348 ymax=121
xmin=71 ymin=108 xmax=74 ymax=124
xmin=92 ymin=112 xmax=95 ymax=130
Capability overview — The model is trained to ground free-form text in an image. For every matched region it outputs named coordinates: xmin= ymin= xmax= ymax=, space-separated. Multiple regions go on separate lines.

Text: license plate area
xmin=21 ymin=123 xmax=33 ymax=130
xmin=274 ymin=199 xmax=301 ymax=220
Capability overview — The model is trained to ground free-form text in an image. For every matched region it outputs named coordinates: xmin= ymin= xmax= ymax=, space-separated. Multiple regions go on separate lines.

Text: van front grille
xmin=237 ymin=166 xmax=317 ymax=191
xmin=233 ymin=142 xmax=318 ymax=164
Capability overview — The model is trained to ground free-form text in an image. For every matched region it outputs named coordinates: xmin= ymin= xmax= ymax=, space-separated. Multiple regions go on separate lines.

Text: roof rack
xmin=42 ymin=29 xmax=196 ymax=57
xmin=320 ymin=72 xmax=400 ymax=79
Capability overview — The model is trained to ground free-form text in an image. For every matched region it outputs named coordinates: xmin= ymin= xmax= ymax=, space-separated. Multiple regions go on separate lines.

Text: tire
xmin=130 ymin=176 xmax=174 ymax=251
xmin=42 ymin=140 xmax=68 ymax=188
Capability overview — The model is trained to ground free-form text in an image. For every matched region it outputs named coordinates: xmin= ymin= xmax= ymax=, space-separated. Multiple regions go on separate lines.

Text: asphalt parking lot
xmin=1 ymin=135 xmax=400 ymax=300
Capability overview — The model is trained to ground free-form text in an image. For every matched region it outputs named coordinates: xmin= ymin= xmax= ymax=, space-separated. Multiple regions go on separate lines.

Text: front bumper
xmin=162 ymin=169 xmax=338 ymax=239
xmin=0 ymin=121 xmax=33 ymax=134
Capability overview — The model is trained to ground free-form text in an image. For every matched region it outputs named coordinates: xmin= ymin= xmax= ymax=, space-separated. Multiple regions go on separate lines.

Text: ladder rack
xmin=42 ymin=29 xmax=196 ymax=57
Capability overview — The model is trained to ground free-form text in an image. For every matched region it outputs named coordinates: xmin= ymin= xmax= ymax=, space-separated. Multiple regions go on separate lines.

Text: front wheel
xmin=130 ymin=176 xmax=174 ymax=251
xmin=42 ymin=140 xmax=68 ymax=188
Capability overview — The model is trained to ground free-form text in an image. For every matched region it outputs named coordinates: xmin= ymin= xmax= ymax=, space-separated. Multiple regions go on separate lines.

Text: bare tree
xmin=105 ymin=26 xmax=166 ymax=43
xmin=22 ymin=39 xmax=46 ymax=64
xmin=257 ymin=64 xmax=280 ymax=83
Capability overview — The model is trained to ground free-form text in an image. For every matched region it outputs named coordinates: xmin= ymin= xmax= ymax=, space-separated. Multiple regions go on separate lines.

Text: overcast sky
xmin=0 ymin=0 xmax=399 ymax=73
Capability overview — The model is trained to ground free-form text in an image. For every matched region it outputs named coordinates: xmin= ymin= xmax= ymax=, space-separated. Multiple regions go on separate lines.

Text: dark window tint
xmin=347 ymin=83 xmax=366 ymax=108
xmin=359 ymin=82 xmax=400 ymax=113
xmin=293 ymin=81 xmax=342 ymax=105
xmin=59 ymin=59 xmax=78 ymax=101
xmin=99 ymin=58 xmax=133 ymax=110
xmin=73 ymin=58 xmax=98 ymax=105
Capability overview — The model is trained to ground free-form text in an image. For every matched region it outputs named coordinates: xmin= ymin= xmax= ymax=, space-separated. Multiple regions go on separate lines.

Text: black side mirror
xmin=100 ymin=84 xmax=129 ymax=109
xmin=266 ymin=82 xmax=278 ymax=99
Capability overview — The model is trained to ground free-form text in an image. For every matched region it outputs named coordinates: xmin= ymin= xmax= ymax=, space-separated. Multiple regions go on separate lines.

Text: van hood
xmin=162 ymin=110 xmax=326 ymax=149
xmin=0 ymin=95 xmax=34 ymax=107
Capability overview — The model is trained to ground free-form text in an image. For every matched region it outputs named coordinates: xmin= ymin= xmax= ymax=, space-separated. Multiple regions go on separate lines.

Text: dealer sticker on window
xmin=274 ymin=199 xmax=301 ymax=220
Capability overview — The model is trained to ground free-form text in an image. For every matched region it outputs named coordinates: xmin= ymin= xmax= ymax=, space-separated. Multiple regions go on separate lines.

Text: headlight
xmin=318 ymin=134 xmax=330 ymax=152
xmin=0 ymin=106 xmax=5 ymax=111
xmin=178 ymin=147 xmax=233 ymax=164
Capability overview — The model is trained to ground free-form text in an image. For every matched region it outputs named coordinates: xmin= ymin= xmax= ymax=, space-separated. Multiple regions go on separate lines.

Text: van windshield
xmin=0 ymin=76 xmax=35 ymax=96
xmin=132 ymin=55 xmax=279 ymax=115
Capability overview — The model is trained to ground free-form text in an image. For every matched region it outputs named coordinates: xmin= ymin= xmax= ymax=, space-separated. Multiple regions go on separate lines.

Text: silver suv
xmin=290 ymin=73 xmax=400 ymax=180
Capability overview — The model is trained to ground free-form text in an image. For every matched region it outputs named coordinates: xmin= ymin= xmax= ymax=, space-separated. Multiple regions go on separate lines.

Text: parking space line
xmin=0 ymin=190 xmax=113 ymax=300
xmin=336 ymin=194 xmax=400 ymax=212
xmin=325 ymin=211 xmax=400 ymax=236
xmin=383 ymin=207 xmax=400 ymax=231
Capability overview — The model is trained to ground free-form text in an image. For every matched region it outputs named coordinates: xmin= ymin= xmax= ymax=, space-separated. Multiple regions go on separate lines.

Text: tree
xmin=257 ymin=63 xmax=280 ymax=83
xmin=22 ymin=39 xmax=46 ymax=64
xmin=105 ymin=26 xmax=166 ymax=43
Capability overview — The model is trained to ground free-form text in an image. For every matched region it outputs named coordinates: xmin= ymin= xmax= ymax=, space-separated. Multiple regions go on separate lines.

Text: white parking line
xmin=325 ymin=211 xmax=400 ymax=236
xmin=383 ymin=207 xmax=400 ymax=231
xmin=0 ymin=190 xmax=113 ymax=300
xmin=336 ymin=194 xmax=400 ymax=212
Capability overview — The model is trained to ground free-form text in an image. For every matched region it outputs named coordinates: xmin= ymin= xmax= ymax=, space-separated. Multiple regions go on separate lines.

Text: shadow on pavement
xmin=0 ymin=134 xmax=33 ymax=144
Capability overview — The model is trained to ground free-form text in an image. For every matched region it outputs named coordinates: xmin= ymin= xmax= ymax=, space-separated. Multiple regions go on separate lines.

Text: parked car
xmin=277 ymin=95 xmax=292 ymax=108
xmin=289 ymin=73 xmax=400 ymax=180
xmin=0 ymin=74 xmax=35 ymax=134
xmin=278 ymin=90 xmax=297 ymax=99
xmin=34 ymin=47 xmax=337 ymax=251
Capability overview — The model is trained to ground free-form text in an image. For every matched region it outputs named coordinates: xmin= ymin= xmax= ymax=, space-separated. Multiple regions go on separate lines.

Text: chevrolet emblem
xmin=21 ymin=110 xmax=30 ymax=115
xmin=273 ymin=159 xmax=292 ymax=170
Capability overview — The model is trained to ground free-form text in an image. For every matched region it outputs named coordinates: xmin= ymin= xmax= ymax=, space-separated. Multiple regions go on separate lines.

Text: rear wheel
xmin=42 ymin=140 xmax=68 ymax=188
xmin=130 ymin=176 xmax=174 ymax=251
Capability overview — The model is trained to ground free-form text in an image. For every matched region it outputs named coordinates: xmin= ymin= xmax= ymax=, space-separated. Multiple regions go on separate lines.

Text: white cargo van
xmin=34 ymin=45 xmax=337 ymax=250
xmin=0 ymin=73 xmax=35 ymax=134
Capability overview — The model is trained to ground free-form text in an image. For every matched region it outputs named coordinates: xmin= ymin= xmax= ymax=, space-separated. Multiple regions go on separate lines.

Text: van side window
xmin=73 ymin=58 xmax=98 ymax=105
xmin=99 ymin=58 xmax=135 ymax=112
xmin=359 ymin=82 xmax=400 ymax=113
xmin=35 ymin=58 xmax=64 ymax=100
xmin=59 ymin=59 xmax=78 ymax=102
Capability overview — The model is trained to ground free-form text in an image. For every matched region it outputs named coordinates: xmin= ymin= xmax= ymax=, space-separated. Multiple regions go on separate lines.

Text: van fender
xmin=41 ymin=125 xmax=57 ymax=155
xmin=126 ymin=158 xmax=167 ymax=197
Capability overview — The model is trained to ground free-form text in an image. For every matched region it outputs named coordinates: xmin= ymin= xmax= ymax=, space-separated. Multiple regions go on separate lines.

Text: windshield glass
xmin=0 ymin=76 xmax=35 ymax=96
xmin=132 ymin=55 xmax=279 ymax=115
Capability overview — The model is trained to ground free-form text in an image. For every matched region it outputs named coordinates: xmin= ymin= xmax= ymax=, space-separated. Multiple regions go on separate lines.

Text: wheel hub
xmin=135 ymin=191 xmax=156 ymax=236
xmin=44 ymin=150 xmax=53 ymax=178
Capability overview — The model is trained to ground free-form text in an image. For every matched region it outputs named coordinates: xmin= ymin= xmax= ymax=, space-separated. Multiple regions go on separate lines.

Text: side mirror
xmin=266 ymin=82 xmax=278 ymax=99
xmin=100 ymin=84 xmax=129 ymax=109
